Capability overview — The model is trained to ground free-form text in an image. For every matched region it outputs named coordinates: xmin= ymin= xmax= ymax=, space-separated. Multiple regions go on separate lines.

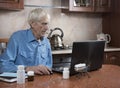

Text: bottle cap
xmin=18 ymin=65 xmax=24 ymax=70
xmin=64 ymin=67 xmax=69 ymax=71
xmin=27 ymin=71 xmax=34 ymax=76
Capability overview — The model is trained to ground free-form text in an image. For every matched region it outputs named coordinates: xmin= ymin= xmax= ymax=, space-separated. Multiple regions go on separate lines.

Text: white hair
xmin=28 ymin=8 xmax=50 ymax=25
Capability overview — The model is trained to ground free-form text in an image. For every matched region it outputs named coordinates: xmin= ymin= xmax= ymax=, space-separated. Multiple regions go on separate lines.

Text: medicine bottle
xmin=17 ymin=65 xmax=25 ymax=84
xmin=63 ymin=67 xmax=69 ymax=79
xmin=27 ymin=71 xmax=34 ymax=81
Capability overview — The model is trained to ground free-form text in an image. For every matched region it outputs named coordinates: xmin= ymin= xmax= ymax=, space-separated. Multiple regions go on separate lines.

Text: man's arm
xmin=0 ymin=35 xmax=18 ymax=73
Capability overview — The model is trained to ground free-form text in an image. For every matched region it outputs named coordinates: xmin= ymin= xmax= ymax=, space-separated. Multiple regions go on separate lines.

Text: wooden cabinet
xmin=52 ymin=51 xmax=120 ymax=69
xmin=103 ymin=0 xmax=120 ymax=47
xmin=0 ymin=0 xmax=24 ymax=10
xmin=52 ymin=54 xmax=71 ymax=69
xmin=61 ymin=0 xmax=94 ymax=12
xmin=95 ymin=0 xmax=112 ymax=12
xmin=104 ymin=52 xmax=120 ymax=66
xmin=61 ymin=0 xmax=112 ymax=13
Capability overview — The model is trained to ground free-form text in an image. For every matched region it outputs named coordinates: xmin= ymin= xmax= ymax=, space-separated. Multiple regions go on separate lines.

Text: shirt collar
xmin=27 ymin=28 xmax=46 ymax=45
xmin=28 ymin=28 xmax=36 ymax=42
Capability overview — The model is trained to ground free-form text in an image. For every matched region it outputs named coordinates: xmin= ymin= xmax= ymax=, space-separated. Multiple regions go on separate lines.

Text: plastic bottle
xmin=17 ymin=65 xmax=25 ymax=84
xmin=63 ymin=67 xmax=70 ymax=79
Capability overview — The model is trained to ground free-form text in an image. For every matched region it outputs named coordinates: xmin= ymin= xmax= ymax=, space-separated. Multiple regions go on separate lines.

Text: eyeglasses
xmin=41 ymin=22 xmax=49 ymax=26
xmin=37 ymin=21 xmax=49 ymax=26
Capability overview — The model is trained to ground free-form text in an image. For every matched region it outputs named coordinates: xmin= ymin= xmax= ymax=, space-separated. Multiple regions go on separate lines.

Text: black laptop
xmin=52 ymin=40 xmax=105 ymax=76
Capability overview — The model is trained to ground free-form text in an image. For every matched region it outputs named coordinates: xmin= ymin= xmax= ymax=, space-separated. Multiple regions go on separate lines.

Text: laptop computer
xmin=52 ymin=40 xmax=105 ymax=76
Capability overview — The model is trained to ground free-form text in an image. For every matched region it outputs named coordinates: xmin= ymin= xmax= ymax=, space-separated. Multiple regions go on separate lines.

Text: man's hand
xmin=25 ymin=65 xmax=52 ymax=75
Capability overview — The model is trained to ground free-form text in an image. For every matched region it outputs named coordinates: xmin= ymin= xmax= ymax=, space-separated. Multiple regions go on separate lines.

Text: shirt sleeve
xmin=0 ymin=35 xmax=18 ymax=73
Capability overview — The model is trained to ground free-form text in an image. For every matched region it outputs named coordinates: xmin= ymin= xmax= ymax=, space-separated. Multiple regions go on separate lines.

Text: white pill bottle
xmin=63 ymin=67 xmax=70 ymax=79
xmin=17 ymin=65 xmax=25 ymax=84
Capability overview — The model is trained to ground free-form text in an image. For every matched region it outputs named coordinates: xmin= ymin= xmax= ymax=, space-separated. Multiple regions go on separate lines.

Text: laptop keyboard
xmin=52 ymin=56 xmax=71 ymax=72
xmin=52 ymin=63 xmax=71 ymax=72
xmin=52 ymin=67 xmax=64 ymax=72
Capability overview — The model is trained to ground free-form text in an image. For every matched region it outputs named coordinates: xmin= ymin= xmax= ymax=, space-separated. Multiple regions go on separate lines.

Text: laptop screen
xmin=70 ymin=40 xmax=105 ymax=75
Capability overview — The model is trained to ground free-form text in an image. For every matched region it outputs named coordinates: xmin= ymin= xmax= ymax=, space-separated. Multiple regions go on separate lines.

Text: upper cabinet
xmin=0 ymin=0 xmax=24 ymax=10
xmin=95 ymin=0 xmax=111 ymax=12
xmin=61 ymin=0 xmax=112 ymax=13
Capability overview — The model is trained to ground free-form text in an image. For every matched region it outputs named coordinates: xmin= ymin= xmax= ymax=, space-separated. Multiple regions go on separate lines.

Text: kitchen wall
xmin=0 ymin=0 xmax=102 ymax=46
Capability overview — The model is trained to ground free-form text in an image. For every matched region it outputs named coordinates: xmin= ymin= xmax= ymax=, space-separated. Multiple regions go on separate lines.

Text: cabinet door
xmin=0 ymin=0 xmax=24 ymax=10
xmin=104 ymin=52 xmax=120 ymax=66
xmin=70 ymin=0 xmax=95 ymax=12
xmin=95 ymin=0 xmax=111 ymax=12
xmin=0 ymin=0 xmax=17 ymax=3
xmin=61 ymin=0 xmax=112 ymax=13
xmin=62 ymin=0 xmax=95 ymax=12
xmin=52 ymin=54 xmax=71 ymax=69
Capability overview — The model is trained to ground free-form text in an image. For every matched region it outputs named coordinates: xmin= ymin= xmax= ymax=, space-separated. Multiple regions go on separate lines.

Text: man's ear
xmin=31 ymin=22 xmax=36 ymax=28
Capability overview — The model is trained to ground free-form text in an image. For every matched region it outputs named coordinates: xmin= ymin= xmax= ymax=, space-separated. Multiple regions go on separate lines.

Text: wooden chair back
xmin=0 ymin=38 xmax=9 ymax=54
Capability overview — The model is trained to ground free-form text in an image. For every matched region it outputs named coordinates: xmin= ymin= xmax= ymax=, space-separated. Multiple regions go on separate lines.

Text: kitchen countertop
xmin=52 ymin=47 xmax=120 ymax=55
xmin=1 ymin=65 xmax=120 ymax=88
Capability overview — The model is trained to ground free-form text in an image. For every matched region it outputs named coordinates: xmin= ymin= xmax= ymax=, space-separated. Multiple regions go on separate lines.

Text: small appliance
xmin=48 ymin=27 xmax=64 ymax=50
xmin=97 ymin=33 xmax=111 ymax=47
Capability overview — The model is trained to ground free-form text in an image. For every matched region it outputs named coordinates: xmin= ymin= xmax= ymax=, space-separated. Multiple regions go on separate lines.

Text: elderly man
xmin=0 ymin=8 xmax=53 ymax=75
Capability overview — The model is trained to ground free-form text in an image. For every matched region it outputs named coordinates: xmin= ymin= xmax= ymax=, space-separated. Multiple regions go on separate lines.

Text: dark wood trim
xmin=0 ymin=0 xmax=24 ymax=10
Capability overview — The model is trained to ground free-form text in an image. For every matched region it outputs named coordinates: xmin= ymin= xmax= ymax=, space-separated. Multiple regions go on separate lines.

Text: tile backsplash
xmin=0 ymin=0 xmax=102 ymax=46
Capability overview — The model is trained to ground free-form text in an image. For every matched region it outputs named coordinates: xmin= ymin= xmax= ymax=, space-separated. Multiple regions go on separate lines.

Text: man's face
xmin=31 ymin=18 xmax=49 ymax=39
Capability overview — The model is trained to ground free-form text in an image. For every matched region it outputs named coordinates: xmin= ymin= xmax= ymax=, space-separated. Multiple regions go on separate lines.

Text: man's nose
xmin=44 ymin=25 xmax=49 ymax=30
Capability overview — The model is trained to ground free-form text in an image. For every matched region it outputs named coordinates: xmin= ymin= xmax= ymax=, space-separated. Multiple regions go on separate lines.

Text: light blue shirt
xmin=0 ymin=29 xmax=52 ymax=73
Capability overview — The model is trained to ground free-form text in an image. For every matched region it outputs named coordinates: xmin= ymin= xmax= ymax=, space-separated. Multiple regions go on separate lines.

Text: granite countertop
xmin=52 ymin=47 xmax=120 ymax=55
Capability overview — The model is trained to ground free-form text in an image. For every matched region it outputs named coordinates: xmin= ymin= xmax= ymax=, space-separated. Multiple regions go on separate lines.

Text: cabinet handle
xmin=105 ymin=54 xmax=108 ymax=60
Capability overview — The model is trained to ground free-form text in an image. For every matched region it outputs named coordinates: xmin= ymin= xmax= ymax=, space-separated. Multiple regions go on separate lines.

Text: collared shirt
xmin=0 ymin=29 xmax=52 ymax=73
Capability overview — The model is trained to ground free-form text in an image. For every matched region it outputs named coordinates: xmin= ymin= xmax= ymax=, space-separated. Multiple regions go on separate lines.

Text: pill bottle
xmin=63 ymin=67 xmax=69 ymax=79
xmin=27 ymin=71 xmax=34 ymax=81
xmin=17 ymin=65 xmax=25 ymax=84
